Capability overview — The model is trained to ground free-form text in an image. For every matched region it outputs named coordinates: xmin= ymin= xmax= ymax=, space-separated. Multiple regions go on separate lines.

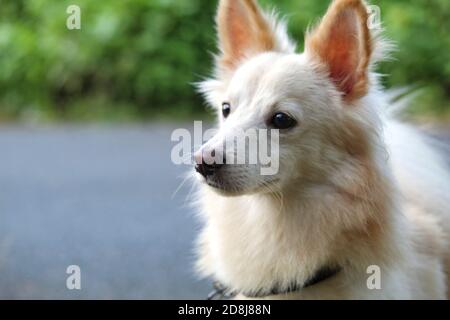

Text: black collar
xmin=207 ymin=265 xmax=341 ymax=300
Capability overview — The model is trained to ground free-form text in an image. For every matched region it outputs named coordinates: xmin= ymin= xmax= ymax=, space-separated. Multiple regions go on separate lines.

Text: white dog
xmin=193 ymin=0 xmax=450 ymax=299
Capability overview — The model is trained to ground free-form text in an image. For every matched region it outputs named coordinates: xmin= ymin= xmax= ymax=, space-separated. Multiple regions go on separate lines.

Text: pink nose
xmin=194 ymin=150 xmax=203 ymax=165
xmin=194 ymin=149 xmax=226 ymax=178
xmin=194 ymin=148 xmax=218 ymax=165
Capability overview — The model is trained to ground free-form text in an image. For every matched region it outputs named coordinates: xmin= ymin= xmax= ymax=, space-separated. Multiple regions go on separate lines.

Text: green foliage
xmin=0 ymin=0 xmax=448 ymax=122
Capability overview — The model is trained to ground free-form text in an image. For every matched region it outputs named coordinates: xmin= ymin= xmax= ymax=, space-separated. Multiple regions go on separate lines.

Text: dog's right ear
xmin=216 ymin=0 xmax=284 ymax=72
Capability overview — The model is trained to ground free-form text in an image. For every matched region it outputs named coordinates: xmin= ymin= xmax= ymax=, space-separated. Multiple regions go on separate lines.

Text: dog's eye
xmin=222 ymin=102 xmax=231 ymax=118
xmin=271 ymin=112 xmax=297 ymax=129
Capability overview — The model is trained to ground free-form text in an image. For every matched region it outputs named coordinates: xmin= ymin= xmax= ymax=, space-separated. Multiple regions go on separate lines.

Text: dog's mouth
xmin=202 ymin=175 xmax=238 ymax=195
xmin=203 ymin=175 xmax=281 ymax=196
xmin=205 ymin=179 xmax=231 ymax=192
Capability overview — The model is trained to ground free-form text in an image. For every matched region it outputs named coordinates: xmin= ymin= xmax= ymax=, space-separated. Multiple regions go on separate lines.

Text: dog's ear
xmin=305 ymin=0 xmax=372 ymax=101
xmin=216 ymin=0 xmax=278 ymax=72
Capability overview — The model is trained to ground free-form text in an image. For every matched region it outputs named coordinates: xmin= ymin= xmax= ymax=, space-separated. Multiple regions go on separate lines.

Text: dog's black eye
xmin=271 ymin=112 xmax=296 ymax=129
xmin=222 ymin=102 xmax=231 ymax=118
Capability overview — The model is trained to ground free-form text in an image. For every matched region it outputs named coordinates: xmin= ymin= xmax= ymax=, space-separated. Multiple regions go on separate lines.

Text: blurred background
xmin=0 ymin=0 xmax=449 ymax=299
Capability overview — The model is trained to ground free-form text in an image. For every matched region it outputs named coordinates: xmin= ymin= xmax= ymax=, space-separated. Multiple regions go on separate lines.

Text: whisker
xmin=259 ymin=178 xmax=284 ymax=213
xmin=172 ymin=174 xmax=192 ymax=199
xmin=184 ymin=176 xmax=198 ymax=206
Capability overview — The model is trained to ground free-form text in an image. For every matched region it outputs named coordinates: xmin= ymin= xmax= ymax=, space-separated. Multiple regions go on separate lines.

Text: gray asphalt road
xmin=0 ymin=123 xmax=448 ymax=299
xmin=0 ymin=124 xmax=209 ymax=299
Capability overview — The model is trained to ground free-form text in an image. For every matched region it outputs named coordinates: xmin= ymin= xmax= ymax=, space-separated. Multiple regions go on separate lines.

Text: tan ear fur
xmin=306 ymin=0 xmax=372 ymax=101
xmin=217 ymin=0 xmax=276 ymax=70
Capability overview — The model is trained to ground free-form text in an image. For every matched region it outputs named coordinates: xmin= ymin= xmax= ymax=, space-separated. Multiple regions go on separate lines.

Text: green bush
xmin=0 ymin=0 xmax=448 ymax=121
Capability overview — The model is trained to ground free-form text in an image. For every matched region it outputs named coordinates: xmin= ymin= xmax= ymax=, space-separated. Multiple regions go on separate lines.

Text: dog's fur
xmin=194 ymin=0 xmax=450 ymax=299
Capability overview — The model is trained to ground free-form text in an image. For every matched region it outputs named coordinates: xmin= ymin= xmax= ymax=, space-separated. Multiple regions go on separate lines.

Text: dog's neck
xmin=196 ymin=134 xmax=404 ymax=296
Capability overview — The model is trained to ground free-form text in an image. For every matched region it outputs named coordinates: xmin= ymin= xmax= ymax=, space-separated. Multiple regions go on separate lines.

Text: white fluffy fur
xmin=194 ymin=0 xmax=450 ymax=299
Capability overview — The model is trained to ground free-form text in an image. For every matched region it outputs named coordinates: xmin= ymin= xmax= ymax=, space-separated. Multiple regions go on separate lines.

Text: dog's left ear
xmin=305 ymin=0 xmax=372 ymax=101
xmin=216 ymin=0 xmax=290 ymax=73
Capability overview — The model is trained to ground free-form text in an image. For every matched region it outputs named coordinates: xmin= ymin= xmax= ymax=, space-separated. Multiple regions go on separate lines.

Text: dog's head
xmin=196 ymin=0 xmax=384 ymax=196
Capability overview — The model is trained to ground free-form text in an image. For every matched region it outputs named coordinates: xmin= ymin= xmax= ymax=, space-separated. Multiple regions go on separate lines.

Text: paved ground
xmin=0 ymin=124 xmax=210 ymax=299
xmin=0 ymin=123 xmax=448 ymax=299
